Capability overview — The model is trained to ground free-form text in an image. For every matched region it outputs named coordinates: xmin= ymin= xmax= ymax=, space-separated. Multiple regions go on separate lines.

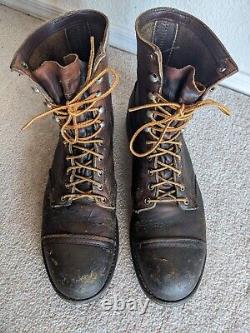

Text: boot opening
xmin=137 ymin=8 xmax=229 ymax=87
xmin=12 ymin=11 xmax=107 ymax=72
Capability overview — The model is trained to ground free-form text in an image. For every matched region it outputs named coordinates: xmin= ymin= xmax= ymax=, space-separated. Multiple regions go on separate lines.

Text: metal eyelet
xmin=98 ymin=170 xmax=103 ymax=177
xmin=99 ymin=106 xmax=105 ymax=114
xmin=101 ymin=197 xmax=107 ymax=203
xmin=180 ymin=185 xmax=185 ymax=192
xmin=96 ymin=90 xmax=101 ymax=97
xmin=184 ymin=198 xmax=189 ymax=206
xmin=218 ymin=65 xmax=227 ymax=73
xmin=148 ymin=169 xmax=153 ymax=175
xmin=96 ymin=77 xmax=103 ymax=84
xmin=149 ymin=73 xmax=159 ymax=83
xmin=148 ymin=184 xmax=153 ymax=191
xmin=148 ymin=92 xmax=155 ymax=101
xmin=100 ymin=122 xmax=105 ymax=129
xmin=31 ymin=86 xmax=40 ymax=94
xmin=98 ymin=185 xmax=103 ymax=191
xmin=98 ymin=156 xmax=104 ymax=161
xmin=146 ymin=110 xmax=154 ymax=120
xmin=144 ymin=197 xmax=151 ymax=205
xmin=21 ymin=61 xmax=28 ymax=69
xmin=209 ymin=86 xmax=216 ymax=92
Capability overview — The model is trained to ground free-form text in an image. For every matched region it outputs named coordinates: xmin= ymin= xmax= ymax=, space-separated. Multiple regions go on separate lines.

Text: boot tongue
xmin=33 ymin=54 xmax=93 ymax=192
xmin=32 ymin=54 xmax=86 ymax=104
xmin=163 ymin=65 xmax=205 ymax=104
xmin=159 ymin=65 xmax=206 ymax=194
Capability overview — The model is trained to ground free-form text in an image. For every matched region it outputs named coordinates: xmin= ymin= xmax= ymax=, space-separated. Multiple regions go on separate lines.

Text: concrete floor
xmin=0 ymin=5 xmax=249 ymax=333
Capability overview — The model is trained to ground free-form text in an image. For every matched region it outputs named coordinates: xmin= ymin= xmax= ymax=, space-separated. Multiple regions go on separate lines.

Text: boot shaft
xmin=11 ymin=10 xmax=118 ymax=208
xmin=135 ymin=7 xmax=238 ymax=104
xmin=128 ymin=7 xmax=238 ymax=303
xmin=128 ymin=7 xmax=237 ymax=211
xmin=11 ymin=10 xmax=109 ymax=99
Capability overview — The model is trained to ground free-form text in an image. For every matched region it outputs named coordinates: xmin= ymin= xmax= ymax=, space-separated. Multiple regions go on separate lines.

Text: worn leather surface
xmin=33 ymin=54 xmax=86 ymax=103
xmin=11 ymin=10 xmax=118 ymax=301
xmin=127 ymin=7 xmax=238 ymax=303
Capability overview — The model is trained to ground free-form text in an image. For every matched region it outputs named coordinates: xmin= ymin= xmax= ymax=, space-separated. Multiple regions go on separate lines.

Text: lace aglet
xmin=222 ymin=108 xmax=231 ymax=116
xmin=21 ymin=122 xmax=31 ymax=131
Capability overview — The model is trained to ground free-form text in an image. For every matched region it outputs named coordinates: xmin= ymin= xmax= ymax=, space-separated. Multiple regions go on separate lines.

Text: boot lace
xmin=22 ymin=37 xmax=119 ymax=204
xmin=129 ymin=92 xmax=230 ymax=205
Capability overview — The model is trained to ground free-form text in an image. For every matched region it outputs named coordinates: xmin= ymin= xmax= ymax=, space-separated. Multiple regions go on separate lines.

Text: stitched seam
xmin=151 ymin=20 xmax=158 ymax=43
xmin=138 ymin=7 xmax=232 ymax=63
xmin=139 ymin=238 xmax=205 ymax=245
xmin=42 ymin=234 xmax=114 ymax=242
xmin=166 ymin=22 xmax=178 ymax=70
xmin=139 ymin=242 xmax=205 ymax=250
xmin=43 ymin=240 xmax=113 ymax=250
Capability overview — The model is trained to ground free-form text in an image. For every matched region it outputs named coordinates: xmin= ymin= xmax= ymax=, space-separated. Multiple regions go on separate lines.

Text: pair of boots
xmin=11 ymin=8 xmax=237 ymax=303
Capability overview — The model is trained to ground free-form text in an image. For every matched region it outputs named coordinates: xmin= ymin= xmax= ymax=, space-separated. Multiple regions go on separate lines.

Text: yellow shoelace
xmin=23 ymin=37 xmax=120 ymax=203
xmin=129 ymin=92 xmax=230 ymax=204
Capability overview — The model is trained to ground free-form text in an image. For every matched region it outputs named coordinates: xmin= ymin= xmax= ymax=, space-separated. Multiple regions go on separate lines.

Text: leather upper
xmin=11 ymin=10 xmax=118 ymax=301
xmin=128 ymin=7 xmax=238 ymax=303
xmin=128 ymin=7 xmax=238 ymax=212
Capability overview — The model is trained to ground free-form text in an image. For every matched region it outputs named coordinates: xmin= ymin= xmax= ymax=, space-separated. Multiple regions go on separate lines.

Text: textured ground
xmin=0 ymin=5 xmax=249 ymax=333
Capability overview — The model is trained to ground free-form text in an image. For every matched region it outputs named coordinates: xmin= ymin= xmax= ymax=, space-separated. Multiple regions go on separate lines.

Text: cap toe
xmin=134 ymin=238 xmax=206 ymax=302
xmin=42 ymin=235 xmax=116 ymax=301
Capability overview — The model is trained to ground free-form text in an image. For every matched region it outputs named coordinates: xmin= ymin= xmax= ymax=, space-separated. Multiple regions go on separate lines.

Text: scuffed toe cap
xmin=133 ymin=238 xmax=206 ymax=303
xmin=42 ymin=235 xmax=117 ymax=301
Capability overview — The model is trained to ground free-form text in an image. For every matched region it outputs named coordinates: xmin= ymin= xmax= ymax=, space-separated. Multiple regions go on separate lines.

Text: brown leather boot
xmin=127 ymin=8 xmax=238 ymax=303
xmin=11 ymin=10 xmax=119 ymax=301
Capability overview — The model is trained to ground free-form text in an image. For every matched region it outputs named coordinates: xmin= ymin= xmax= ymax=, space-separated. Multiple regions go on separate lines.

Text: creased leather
xmin=33 ymin=54 xmax=86 ymax=103
xmin=11 ymin=10 xmax=118 ymax=301
xmin=163 ymin=65 xmax=205 ymax=104
xmin=127 ymin=7 xmax=238 ymax=303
